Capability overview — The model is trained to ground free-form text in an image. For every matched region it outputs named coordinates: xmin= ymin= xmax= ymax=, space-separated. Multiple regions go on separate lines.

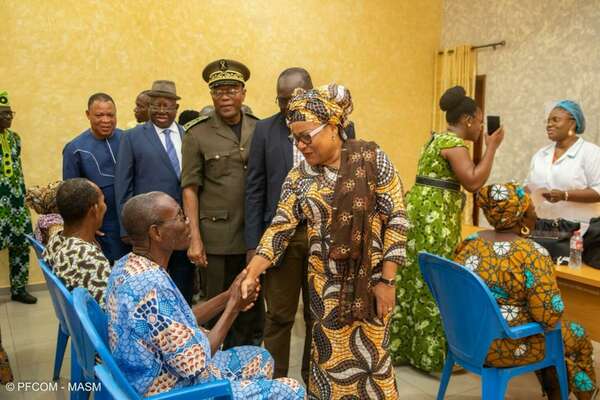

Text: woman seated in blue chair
xmin=454 ymin=183 xmax=596 ymax=400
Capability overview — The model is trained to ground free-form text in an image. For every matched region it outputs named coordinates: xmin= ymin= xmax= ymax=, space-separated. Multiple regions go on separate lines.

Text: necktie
xmin=163 ymin=128 xmax=180 ymax=178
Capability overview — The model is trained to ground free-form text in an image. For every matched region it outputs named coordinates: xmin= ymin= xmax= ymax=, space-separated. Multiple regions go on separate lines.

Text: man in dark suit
xmin=245 ymin=68 xmax=355 ymax=382
xmin=114 ymin=80 xmax=196 ymax=305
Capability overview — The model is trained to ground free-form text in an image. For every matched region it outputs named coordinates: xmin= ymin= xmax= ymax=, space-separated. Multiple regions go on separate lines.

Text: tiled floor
xmin=1 ymin=289 xmax=598 ymax=399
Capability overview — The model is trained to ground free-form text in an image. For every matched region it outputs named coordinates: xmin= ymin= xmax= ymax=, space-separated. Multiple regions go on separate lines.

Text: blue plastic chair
xmin=34 ymin=256 xmax=99 ymax=400
xmin=418 ymin=252 xmax=569 ymax=400
xmin=26 ymin=233 xmax=45 ymax=259
xmin=73 ymin=288 xmax=234 ymax=399
xmin=28 ymin=233 xmax=102 ymax=399
xmin=25 ymin=234 xmax=69 ymax=382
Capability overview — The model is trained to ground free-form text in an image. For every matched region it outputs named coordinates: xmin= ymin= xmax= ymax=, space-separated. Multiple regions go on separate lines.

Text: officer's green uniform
xmin=181 ymin=59 xmax=263 ymax=348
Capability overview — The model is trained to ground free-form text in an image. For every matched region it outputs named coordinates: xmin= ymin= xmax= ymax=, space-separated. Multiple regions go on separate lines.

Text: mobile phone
xmin=487 ymin=115 xmax=500 ymax=135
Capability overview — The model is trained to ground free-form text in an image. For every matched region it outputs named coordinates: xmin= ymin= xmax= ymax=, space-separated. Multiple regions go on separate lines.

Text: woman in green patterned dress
xmin=390 ymin=86 xmax=504 ymax=372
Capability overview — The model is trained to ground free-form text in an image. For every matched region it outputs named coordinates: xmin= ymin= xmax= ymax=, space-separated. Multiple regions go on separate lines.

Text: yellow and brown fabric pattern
xmin=477 ymin=182 xmax=530 ymax=230
xmin=286 ymin=84 xmax=353 ymax=133
xmin=256 ymin=147 xmax=408 ymax=399
xmin=455 ymin=235 xmax=596 ymax=395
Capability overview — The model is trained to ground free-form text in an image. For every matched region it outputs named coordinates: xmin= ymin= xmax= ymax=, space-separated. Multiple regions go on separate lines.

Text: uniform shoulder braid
xmin=243 ymin=109 xmax=259 ymax=120
xmin=183 ymin=114 xmax=210 ymax=132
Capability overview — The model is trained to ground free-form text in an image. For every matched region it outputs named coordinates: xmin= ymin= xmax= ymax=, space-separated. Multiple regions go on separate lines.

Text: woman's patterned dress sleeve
xmin=256 ymin=169 xmax=303 ymax=265
xmin=375 ymin=148 xmax=409 ymax=265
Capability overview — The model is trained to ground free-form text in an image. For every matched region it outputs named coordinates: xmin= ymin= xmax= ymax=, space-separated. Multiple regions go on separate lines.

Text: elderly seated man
xmin=43 ymin=178 xmax=111 ymax=307
xmin=106 ymin=192 xmax=305 ymax=399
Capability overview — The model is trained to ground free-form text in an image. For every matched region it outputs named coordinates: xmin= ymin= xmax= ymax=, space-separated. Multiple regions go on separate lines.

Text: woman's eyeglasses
xmin=289 ymin=124 xmax=327 ymax=146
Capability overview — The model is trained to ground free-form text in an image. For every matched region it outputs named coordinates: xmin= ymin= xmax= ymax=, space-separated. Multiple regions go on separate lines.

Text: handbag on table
xmin=582 ymin=217 xmax=600 ymax=269
xmin=531 ymin=217 xmax=600 ymax=269
xmin=531 ymin=218 xmax=579 ymax=263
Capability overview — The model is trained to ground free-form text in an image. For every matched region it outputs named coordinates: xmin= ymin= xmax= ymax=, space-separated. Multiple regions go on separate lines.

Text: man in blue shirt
xmin=63 ymin=93 xmax=129 ymax=263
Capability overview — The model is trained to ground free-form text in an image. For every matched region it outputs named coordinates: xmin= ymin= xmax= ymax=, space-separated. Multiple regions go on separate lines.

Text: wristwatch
xmin=378 ymin=277 xmax=395 ymax=287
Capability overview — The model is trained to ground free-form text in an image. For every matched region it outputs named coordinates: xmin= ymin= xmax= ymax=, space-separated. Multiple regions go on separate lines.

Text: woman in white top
xmin=526 ymin=100 xmax=600 ymax=224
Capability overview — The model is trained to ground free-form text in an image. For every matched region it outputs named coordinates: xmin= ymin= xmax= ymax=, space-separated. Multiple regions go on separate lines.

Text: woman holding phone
xmin=390 ymin=85 xmax=504 ymax=372
xmin=525 ymin=100 xmax=600 ymax=224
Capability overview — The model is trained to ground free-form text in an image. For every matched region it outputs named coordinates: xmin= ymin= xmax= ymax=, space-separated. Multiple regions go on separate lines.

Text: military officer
xmin=181 ymin=59 xmax=263 ymax=348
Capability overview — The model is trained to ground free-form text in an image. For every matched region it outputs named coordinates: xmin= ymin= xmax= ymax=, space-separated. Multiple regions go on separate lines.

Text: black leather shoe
xmin=11 ymin=291 xmax=38 ymax=304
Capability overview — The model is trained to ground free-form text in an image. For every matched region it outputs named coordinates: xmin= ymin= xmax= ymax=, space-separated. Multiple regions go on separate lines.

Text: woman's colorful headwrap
xmin=477 ymin=183 xmax=531 ymax=230
xmin=554 ymin=100 xmax=585 ymax=134
xmin=286 ymin=83 xmax=353 ymax=138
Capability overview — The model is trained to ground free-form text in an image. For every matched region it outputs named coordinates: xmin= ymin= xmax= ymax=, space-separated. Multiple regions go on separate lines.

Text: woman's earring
xmin=520 ymin=225 xmax=531 ymax=237
xmin=568 ymin=129 xmax=575 ymax=137
xmin=467 ymin=123 xmax=472 ymax=128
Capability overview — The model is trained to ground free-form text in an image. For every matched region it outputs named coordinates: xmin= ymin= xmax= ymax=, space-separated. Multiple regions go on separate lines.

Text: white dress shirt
xmin=525 ymin=137 xmax=600 ymax=223
xmin=153 ymin=122 xmax=182 ymax=172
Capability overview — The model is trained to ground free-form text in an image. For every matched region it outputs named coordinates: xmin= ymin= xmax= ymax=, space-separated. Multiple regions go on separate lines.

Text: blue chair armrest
xmin=151 ymin=379 xmax=232 ymax=400
xmin=506 ymin=322 xmax=544 ymax=339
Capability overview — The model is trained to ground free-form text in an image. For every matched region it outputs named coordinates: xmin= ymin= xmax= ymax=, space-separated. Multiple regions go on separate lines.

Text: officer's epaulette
xmin=183 ymin=115 xmax=210 ymax=132
xmin=244 ymin=111 xmax=259 ymax=120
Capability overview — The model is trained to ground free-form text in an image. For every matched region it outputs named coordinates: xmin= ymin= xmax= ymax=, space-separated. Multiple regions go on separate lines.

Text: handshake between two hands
xmin=227 ymin=269 xmax=260 ymax=312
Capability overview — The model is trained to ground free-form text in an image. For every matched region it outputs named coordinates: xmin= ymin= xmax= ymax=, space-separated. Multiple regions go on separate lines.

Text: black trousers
xmin=168 ymin=250 xmax=196 ymax=306
xmin=204 ymin=254 xmax=264 ymax=349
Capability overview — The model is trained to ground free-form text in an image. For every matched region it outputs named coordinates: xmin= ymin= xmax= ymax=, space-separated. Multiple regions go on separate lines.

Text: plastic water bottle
xmin=569 ymin=230 xmax=583 ymax=270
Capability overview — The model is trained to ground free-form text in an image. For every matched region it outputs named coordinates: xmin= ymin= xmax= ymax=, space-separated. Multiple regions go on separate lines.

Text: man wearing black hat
xmin=181 ymin=59 xmax=263 ymax=348
xmin=115 ymin=80 xmax=196 ymax=305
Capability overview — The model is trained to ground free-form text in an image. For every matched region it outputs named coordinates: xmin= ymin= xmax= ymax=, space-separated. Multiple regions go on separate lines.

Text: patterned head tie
xmin=477 ymin=183 xmax=531 ymax=230
xmin=286 ymin=83 xmax=353 ymax=138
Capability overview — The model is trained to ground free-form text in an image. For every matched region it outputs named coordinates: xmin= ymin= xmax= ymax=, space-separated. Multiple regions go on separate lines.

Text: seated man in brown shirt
xmin=43 ymin=178 xmax=111 ymax=307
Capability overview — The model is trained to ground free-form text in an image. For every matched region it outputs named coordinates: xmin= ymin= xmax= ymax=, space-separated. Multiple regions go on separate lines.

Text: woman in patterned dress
xmin=455 ymin=183 xmax=596 ymax=399
xmin=242 ymin=84 xmax=409 ymax=399
xmin=390 ymin=86 xmax=504 ymax=372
